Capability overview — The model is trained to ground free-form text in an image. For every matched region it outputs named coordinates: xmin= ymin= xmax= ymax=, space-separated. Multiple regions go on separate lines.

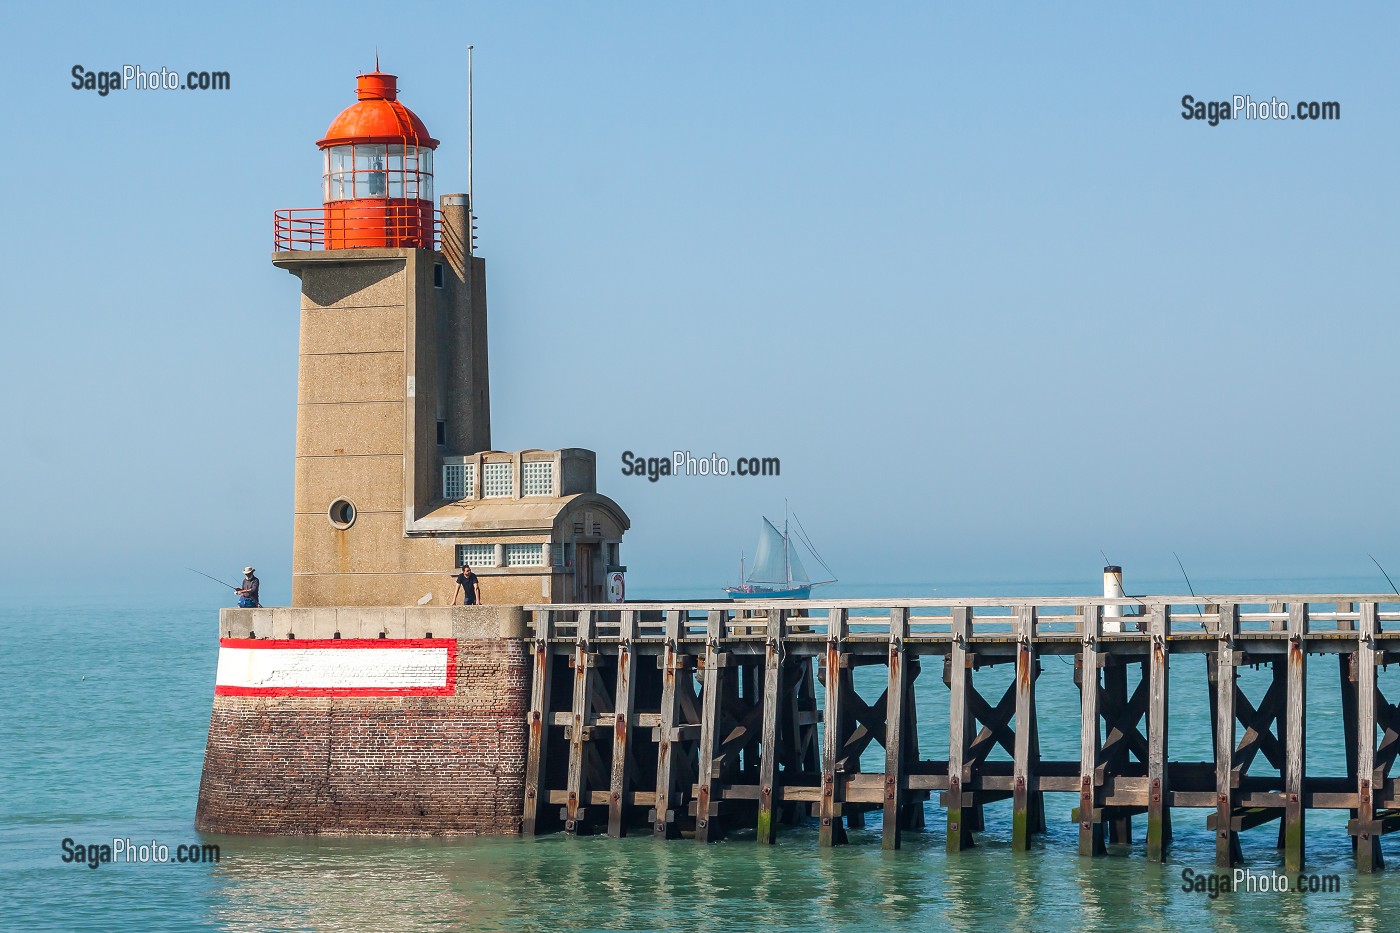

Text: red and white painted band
xmin=214 ymin=638 xmax=457 ymax=697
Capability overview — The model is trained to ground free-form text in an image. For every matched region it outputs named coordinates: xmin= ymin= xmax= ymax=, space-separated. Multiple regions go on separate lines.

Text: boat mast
xmin=783 ymin=503 xmax=791 ymax=587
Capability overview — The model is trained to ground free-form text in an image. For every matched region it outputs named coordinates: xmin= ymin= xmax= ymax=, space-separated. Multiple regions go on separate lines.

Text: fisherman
xmin=454 ymin=564 xmax=481 ymax=606
xmin=235 ymin=567 xmax=261 ymax=608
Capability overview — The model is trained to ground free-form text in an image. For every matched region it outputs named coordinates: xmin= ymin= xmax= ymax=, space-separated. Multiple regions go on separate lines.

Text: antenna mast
xmin=467 ymin=45 xmax=474 ymax=215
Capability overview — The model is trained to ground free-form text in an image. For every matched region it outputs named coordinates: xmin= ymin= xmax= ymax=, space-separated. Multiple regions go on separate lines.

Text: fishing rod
xmin=1368 ymin=554 xmax=1400 ymax=596
xmin=1098 ymin=550 xmax=1147 ymax=611
xmin=1172 ymin=551 xmax=1208 ymax=630
xmin=187 ymin=567 xmax=238 ymax=590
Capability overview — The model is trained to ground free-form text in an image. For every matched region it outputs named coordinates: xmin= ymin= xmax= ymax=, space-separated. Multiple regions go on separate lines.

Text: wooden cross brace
xmin=1232 ymin=666 xmax=1287 ymax=781
xmin=966 ymin=679 xmax=1019 ymax=769
xmin=1374 ymin=692 xmax=1400 ymax=781
xmin=713 ymin=690 xmax=766 ymax=774
xmin=838 ymin=687 xmax=888 ymax=771
xmin=1096 ymin=674 xmax=1150 ymax=779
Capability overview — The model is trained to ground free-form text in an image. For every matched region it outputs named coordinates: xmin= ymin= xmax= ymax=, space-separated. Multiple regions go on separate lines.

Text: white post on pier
xmin=1103 ymin=565 xmax=1124 ymax=634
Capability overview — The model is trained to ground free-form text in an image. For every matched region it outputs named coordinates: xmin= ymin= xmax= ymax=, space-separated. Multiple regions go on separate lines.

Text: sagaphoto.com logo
xmin=620 ymin=450 xmax=780 ymax=483
xmin=60 ymin=836 xmax=220 ymax=869
xmin=72 ymin=64 xmax=230 ymax=97
xmin=1181 ymin=93 xmax=1340 ymax=125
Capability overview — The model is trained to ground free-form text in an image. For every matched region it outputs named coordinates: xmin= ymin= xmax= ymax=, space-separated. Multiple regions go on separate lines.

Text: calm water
xmin=4 ymin=579 xmax=1399 ymax=931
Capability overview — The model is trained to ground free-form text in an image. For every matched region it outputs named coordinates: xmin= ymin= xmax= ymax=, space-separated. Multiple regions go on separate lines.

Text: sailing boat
xmin=724 ymin=509 xmax=836 ymax=599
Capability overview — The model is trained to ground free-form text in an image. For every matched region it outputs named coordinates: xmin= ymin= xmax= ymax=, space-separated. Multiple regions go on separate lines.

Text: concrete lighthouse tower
xmin=272 ymin=68 xmax=629 ymax=608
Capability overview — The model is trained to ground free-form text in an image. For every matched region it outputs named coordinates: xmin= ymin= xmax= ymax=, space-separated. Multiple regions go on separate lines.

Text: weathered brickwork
xmin=196 ymin=637 xmax=528 ymax=835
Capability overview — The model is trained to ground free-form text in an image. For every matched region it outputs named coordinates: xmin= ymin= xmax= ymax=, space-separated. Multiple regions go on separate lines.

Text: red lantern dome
xmin=319 ymin=72 xmax=439 ymax=148
xmin=317 ymin=71 xmax=439 ymax=249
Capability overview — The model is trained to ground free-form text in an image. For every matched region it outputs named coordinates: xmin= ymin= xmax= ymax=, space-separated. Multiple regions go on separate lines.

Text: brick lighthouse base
xmin=195 ymin=606 xmax=529 ymax=835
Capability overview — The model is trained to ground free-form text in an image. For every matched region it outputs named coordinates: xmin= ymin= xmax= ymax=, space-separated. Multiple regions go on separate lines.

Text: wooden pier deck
xmin=521 ymin=596 xmax=1400 ymax=870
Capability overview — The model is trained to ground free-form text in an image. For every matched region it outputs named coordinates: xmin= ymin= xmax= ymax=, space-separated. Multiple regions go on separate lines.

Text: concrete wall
xmin=282 ymin=249 xmax=528 ymax=607
xmin=439 ymin=194 xmax=491 ymax=457
xmin=195 ymin=606 xmax=528 ymax=835
xmin=288 ymin=251 xmax=416 ymax=607
xmin=560 ymin=449 xmax=597 ymax=495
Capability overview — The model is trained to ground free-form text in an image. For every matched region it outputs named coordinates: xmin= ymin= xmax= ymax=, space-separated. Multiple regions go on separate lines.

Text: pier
xmin=521 ymin=595 xmax=1400 ymax=870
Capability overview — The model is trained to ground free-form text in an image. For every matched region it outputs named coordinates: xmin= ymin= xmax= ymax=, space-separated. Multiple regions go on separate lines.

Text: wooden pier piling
xmin=1078 ymin=604 xmax=1106 ymax=857
xmin=882 ymin=607 xmax=910 ymax=850
xmin=1011 ymin=604 xmax=1039 ymax=851
xmin=652 ymin=610 xmax=685 ymax=839
xmin=1145 ymin=605 xmax=1170 ymax=862
xmin=756 ymin=609 xmax=786 ymax=844
xmin=947 ymin=606 xmax=975 ymax=852
xmin=519 ymin=594 xmax=1400 ymax=869
xmin=1213 ymin=603 xmax=1240 ymax=867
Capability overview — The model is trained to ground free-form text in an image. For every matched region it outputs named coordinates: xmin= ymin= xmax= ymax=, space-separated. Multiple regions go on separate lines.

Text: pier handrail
xmin=527 ymin=594 xmax=1400 ymax=611
xmin=524 ymin=594 xmax=1400 ymax=638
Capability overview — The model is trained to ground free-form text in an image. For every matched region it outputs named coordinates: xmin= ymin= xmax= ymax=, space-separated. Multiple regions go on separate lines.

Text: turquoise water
xmin=4 ymin=580 xmax=1399 ymax=931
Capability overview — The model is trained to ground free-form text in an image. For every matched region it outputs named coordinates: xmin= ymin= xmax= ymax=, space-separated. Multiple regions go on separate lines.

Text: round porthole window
xmin=328 ymin=498 xmax=357 ymax=529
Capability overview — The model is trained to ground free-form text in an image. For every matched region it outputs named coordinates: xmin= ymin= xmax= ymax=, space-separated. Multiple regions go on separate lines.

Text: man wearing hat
xmin=235 ymin=567 xmax=261 ymax=609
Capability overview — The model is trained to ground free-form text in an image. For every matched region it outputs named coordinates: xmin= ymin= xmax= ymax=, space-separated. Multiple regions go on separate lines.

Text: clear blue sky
xmin=1 ymin=2 xmax=1396 ymax=605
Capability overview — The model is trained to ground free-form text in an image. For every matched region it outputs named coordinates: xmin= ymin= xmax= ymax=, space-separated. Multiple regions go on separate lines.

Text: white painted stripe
xmin=215 ymin=646 xmax=450 ymax=690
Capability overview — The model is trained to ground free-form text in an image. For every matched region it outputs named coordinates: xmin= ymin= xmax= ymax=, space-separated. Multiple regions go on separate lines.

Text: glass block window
xmin=522 ymin=460 xmax=554 ymax=496
xmin=505 ymin=543 xmax=545 ymax=567
xmin=482 ymin=461 xmax=513 ymax=498
xmin=442 ymin=461 xmax=476 ymax=500
xmin=455 ymin=543 xmax=495 ymax=568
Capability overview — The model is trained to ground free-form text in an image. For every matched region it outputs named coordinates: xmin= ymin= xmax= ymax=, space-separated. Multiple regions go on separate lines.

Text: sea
xmin=4 ymin=577 xmax=1399 ymax=932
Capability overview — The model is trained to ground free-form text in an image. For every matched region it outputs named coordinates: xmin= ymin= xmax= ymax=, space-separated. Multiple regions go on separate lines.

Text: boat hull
xmin=725 ymin=585 xmax=813 ymax=600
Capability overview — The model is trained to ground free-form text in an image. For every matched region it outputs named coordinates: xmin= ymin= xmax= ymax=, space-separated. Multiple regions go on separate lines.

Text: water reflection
xmin=200 ymin=818 xmax=1400 ymax=932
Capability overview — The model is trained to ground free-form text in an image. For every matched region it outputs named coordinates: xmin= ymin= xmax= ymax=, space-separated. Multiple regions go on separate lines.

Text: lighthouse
xmin=271 ymin=68 xmax=630 ymax=607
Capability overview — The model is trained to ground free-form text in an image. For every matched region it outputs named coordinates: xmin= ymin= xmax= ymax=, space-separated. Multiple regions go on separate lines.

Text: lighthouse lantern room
xmin=314 ymin=70 xmax=438 ymax=249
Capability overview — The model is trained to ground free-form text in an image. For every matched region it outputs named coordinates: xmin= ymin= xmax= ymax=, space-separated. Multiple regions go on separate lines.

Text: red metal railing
xmin=274 ymin=204 xmax=442 ymax=252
